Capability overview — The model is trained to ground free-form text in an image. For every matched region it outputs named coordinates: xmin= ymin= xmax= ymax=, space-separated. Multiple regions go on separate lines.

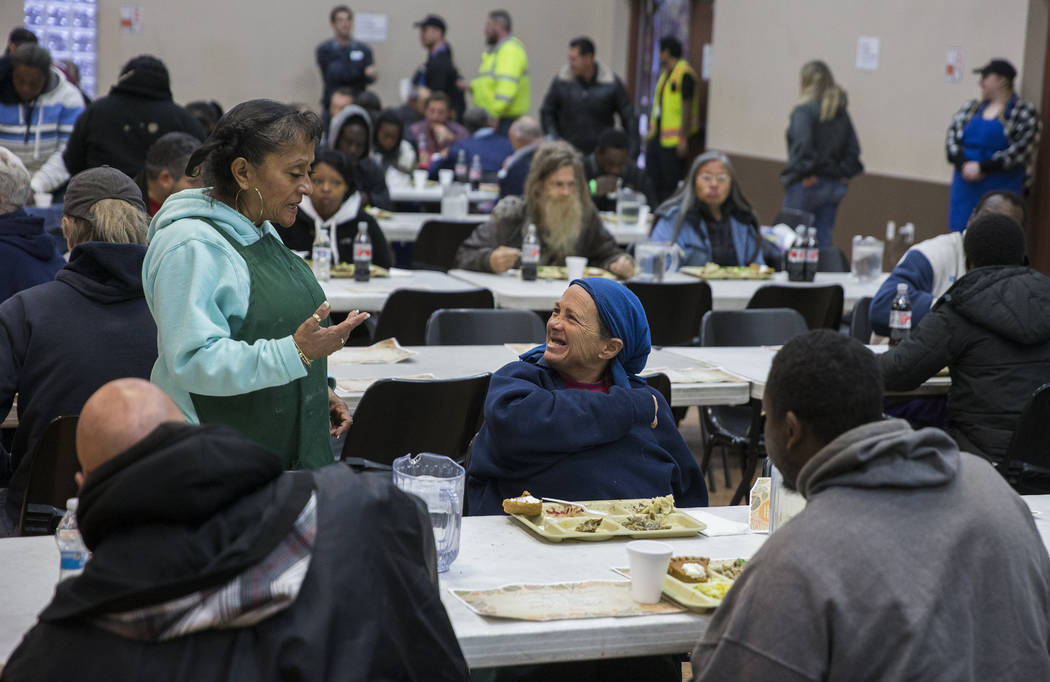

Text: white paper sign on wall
xmin=119 ymin=6 xmax=142 ymax=34
xmin=855 ymin=36 xmax=880 ymax=71
xmin=355 ymin=13 xmax=388 ymax=42
xmin=946 ymin=48 xmax=963 ymax=83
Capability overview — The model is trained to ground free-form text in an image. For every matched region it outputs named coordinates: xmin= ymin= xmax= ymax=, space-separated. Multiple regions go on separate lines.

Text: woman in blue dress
xmin=946 ymin=58 xmax=1040 ymax=231
xmin=650 ymin=150 xmax=765 ymax=267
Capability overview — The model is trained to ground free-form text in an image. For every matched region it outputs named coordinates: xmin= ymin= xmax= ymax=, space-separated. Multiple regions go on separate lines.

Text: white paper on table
xmin=642 ymin=366 xmax=745 ymax=384
xmin=687 ymin=510 xmax=750 ymax=537
xmin=328 ymin=338 xmax=417 ymax=365
xmin=387 ymin=267 xmax=414 ymax=278
xmin=336 ymin=373 xmax=437 ymax=394
xmin=504 ymin=343 xmax=539 ymax=355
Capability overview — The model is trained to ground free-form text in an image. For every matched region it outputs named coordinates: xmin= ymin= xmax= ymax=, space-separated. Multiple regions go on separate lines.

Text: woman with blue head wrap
xmin=466 ymin=278 xmax=708 ymax=516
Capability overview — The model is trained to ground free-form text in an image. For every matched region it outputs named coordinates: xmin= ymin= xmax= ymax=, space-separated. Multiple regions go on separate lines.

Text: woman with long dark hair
xmin=651 ymin=150 xmax=765 ymax=267
xmin=780 ymin=60 xmax=863 ymax=247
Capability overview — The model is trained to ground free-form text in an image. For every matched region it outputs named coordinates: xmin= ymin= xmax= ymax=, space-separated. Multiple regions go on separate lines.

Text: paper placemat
xmin=336 ymin=373 xmax=436 ymax=394
xmin=686 ymin=510 xmax=750 ymax=537
xmin=644 ymin=366 xmax=745 ymax=384
xmin=450 ymin=580 xmax=684 ymax=621
xmin=329 ymin=338 xmax=417 ymax=365
xmin=504 ymin=342 xmax=540 ymax=355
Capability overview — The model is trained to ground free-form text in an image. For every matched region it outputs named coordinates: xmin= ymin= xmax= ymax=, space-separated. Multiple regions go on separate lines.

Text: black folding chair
xmin=699 ymin=309 xmax=808 ymax=502
xmin=818 ymin=247 xmax=850 ymax=273
xmin=372 ymin=288 xmax=494 ymax=346
xmin=425 ymin=308 xmax=545 ymax=345
xmin=772 ymin=208 xmax=815 ymax=229
xmin=747 ymin=283 xmax=844 ymax=330
xmin=850 ymin=296 xmax=874 ymax=343
xmin=1001 ymin=383 xmax=1050 ymax=494
xmin=341 ymin=374 xmax=491 ymax=466
xmin=412 ymin=220 xmax=485 ymax=272
xmin=625 ymin=280 xmax=712 ymax=347
xmin=18 ymin=415 xmax=80 ymax=536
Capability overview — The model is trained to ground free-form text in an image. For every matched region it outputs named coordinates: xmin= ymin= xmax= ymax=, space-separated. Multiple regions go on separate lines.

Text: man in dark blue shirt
xmin=315 ymin=5 xmax=376 ymax=109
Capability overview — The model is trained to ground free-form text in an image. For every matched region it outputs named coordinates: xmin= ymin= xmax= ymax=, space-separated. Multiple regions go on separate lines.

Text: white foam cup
xmin=413 ymin=169 xmax=428 ymax=189
xmin=625 ymin=540 xmax=673 ymax=603
xmin=565 ymin=256 xmax=587 ymax=282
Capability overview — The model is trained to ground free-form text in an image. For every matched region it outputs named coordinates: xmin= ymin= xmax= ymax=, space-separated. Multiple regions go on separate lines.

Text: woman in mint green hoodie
xmin=143 ymin=100 xmax=369 ymax=469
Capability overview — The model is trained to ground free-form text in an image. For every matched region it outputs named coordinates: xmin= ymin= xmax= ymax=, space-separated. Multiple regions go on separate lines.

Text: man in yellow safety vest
xmin=647 ymin=35 xmax=700 ymax=202
xmin=471 ymin=10 xmax=529 ymax=135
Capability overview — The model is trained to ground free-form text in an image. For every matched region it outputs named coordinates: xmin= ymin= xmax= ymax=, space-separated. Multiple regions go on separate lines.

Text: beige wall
xmin=72 ymin=1 xmax=629 ymax=116
xmin=707 ymin=0 xmax=1045 ymax=184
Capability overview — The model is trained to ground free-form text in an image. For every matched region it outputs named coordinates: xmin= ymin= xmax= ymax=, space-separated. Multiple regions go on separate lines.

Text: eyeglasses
xmin=698 ymin=173 xmax=731 ymax=184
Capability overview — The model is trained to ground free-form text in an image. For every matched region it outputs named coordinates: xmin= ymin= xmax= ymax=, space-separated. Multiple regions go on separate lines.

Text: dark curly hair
xmin=963 ymin=213 xmax=1026 ymax=269
xmin=766 ymin=330 xmax=883 ymax=444
xmin=185 ymin=99 xmax=322 ymax=201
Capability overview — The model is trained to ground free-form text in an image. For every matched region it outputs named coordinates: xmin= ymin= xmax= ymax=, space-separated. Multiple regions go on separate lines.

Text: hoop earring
xmin=235 ymin=187 xmax=265 ymax=225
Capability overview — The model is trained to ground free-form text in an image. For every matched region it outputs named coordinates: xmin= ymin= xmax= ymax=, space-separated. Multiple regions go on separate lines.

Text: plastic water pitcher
xmin=634 ymin=241 xmax=680 ymax=282
xmin=392 ymin=453 xmax=465 ymax=572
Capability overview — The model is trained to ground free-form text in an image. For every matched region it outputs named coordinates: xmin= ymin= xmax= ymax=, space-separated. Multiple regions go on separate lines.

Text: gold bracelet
xmin=293 ymin=338 xmax=312 ymax=368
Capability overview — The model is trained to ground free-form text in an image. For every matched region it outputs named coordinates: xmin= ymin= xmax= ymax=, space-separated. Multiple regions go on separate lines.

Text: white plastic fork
xmin=541 ymin=497 xmax=608 ymax=516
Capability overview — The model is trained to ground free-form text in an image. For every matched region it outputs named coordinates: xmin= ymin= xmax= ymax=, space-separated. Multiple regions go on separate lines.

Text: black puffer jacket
xmin=780 ymin=97 xmax=863 ymax=185
xmin=62 ymin=56 xmax=204 ymax=177
xmin=540 ymin=62 xmax=637 ymax=156
xmin=880 ymin=265 xmax=1050 ymax=461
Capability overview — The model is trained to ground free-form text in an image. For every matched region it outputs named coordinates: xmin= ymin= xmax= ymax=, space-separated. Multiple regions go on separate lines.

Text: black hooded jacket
xmin=880 ymin=265 xmax=1050 ymax=460
xmin=2 ymin=423 xmax=469 ymax=681
xmin=0 ymin=242 xmax=156 ymax=525
xmin=62 ymin=56 xmax=204 ymax=178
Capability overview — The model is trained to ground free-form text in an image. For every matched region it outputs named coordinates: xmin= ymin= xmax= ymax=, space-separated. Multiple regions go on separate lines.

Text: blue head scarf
xmin=520 ymin=277 xmax=651 ymax=388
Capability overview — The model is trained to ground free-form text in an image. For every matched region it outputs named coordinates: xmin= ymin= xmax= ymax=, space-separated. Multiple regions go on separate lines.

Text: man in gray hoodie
xmin=691 ymin=330 xmax=1050 ymax=681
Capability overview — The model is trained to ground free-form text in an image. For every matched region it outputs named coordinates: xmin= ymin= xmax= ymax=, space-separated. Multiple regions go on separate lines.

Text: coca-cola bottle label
xmin=889 ymin=310 xmax=912 ymax=328
xmin=354 ymin=246 xmax=372 ymax=260
xmin=523 ymin=244 xmax=540 ymax=261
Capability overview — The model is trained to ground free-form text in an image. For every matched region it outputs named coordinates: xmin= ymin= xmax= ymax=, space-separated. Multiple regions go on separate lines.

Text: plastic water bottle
xmin=521 ymin=223 xmax=540 ymax=282
xmin=312 ymin=227 xmax=331 ymax=281
xmin=803 ymin=227 xmax=819 ymax=282
xmin=786 ymin=225 xmax=807 ymax=281
xmin=469 ymin=154 xmax=482 ymax=190
xmin=454 ymin=149 xmax=468 ymax=184
xmin=56 ymin=498 xmax=88 ymax=581
xmin=889 ymin=283 xmax=912 ymax=346
xmin=353 ymin=222 xmax=372 ymax=283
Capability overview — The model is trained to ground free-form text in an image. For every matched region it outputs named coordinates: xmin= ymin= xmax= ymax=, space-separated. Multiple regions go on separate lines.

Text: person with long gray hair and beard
xmin=651 ymin=150 xmax=766 ymax=267
xmin=780 ymin=60 xmax=863 ymax=247
xmin=454 ymin=140 xmax=633 ymax=277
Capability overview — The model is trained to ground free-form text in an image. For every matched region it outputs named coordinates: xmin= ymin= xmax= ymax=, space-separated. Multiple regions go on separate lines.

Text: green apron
xmin=190 ymin=220 xmax=332 ymax=469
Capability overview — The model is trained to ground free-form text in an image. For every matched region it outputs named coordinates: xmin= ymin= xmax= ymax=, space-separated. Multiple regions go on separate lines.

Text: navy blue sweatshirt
xmin=466 ymin=359 xmax=708 ymax=515
xmin=0 ymin=208 xmax=65 ymax=303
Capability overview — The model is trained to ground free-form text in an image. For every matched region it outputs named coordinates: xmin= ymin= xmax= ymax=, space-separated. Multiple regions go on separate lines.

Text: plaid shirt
xmin=945 ymin=94 xmax=1041 ymax=187
xmin=92 ymin=492 xmax=318 ymax=641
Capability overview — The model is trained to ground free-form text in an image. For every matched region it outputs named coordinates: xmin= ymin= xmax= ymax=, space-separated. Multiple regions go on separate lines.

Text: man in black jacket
xmin=62 ymin=55 xmax=204 ymax=179
xmin=412 ymin=14 xmax=465 ymax=121
xmin=880 ymin=213 xmax=1050 ymax=461
xmin=540 ymin=37 xmax=636 ymax=157
xmin=2 ymin=379 xmax=470 ymax=681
